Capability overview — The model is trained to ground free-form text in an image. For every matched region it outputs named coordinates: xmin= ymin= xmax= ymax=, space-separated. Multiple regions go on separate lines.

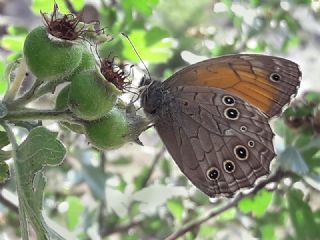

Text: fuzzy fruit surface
xmin=56 ymin=84 xmax=70 ymax=110
xmin=23 ymin=26 xmax=83 ymax=81
xmin=68 ymin=70 xmax=119 ymax=120
xmin=55 ymin=84 xmax=84 ymax=133
xmin=85 ymin=107 xmax=129 ymax=149
xmin=71 ymin=44 xmax=97 ymax=76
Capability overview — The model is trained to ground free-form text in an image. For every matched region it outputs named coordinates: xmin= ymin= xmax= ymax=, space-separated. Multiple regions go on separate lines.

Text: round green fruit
xmin=85 ymin=107 xmax=129 ymax=149
xmin=85 ymin=103 xmax=150 ymax=150
xmin=68 ymin=70 xmax=119 ymax=120
xmin=23 ymin=26 xmax=84 ymax=81
xmin=55 ymin=84 xmax=84 ymax=133
xmin=71 ymin=44 xmax=97 ymax=76
xmin=55 ymin=84 xmax=70 ymax=110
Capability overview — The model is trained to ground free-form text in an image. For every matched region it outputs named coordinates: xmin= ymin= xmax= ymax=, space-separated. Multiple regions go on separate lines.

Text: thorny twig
xmin=164 ymin=170 xmax=289 ymax=240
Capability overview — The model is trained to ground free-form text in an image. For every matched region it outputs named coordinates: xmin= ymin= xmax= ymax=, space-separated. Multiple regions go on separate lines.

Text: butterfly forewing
xmin=165 ymin=54 xmax=301 ymax=118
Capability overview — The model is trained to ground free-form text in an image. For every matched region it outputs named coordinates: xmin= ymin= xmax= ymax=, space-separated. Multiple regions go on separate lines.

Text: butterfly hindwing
xmin=155 ymin=86 xmax=275 ymax=197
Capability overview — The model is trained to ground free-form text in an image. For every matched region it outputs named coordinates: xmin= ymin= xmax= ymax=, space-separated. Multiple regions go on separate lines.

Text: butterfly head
xmin=140 ymin=80 xmax=164 ymax=116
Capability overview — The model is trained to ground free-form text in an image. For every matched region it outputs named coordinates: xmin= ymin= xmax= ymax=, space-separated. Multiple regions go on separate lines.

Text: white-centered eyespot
xmin=240 ymin=125 xmax=247 ymax=132
xmin=248 ymin=140 xmax=255 ymax=148
xmin=224 ymin=160 xmax=236 ymax=173
xmin=206 ymin=167 xmax=220 ymax=181
xmin=222 ymin=95 xmax=235 ymax=106
xmin=269 ymin=72 xmax=281 ymax=82
xmin=234 ymin=145 xmax=249 ymax=160
xmin=224 ymin=107 xmax=240 ymax=120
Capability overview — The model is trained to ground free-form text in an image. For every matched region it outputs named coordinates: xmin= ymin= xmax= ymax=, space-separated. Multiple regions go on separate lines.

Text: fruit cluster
xmin=23 ymin=5 xmax=148 ymax=149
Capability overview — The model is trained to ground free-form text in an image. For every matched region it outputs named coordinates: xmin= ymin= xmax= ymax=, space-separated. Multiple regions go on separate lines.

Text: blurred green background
xmin=1 ymin=0 xmax=320 ymax=239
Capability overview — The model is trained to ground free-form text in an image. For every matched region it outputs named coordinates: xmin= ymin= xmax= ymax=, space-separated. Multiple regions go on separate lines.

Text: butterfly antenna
xmin=121 ymin=32 xmax=152 ymax=83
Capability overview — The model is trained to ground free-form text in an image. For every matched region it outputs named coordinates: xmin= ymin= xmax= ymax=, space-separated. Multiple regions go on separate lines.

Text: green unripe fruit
xmin=23 ymin=26 xmax=83 ymax=81
xmin=71 ymin=45 xmax=97 ymax=76
xmin=56 ymin=85 xmax=70 ymax=110
xmin=84 ymin=102 xmax=150 ymax=150
xmin=68 ymin=70 xmax=119 ymax=120
xmin=85 ymin=107 xmax=129 ymax=149
xmin=55 ymin=85 xmax=84 ymax=133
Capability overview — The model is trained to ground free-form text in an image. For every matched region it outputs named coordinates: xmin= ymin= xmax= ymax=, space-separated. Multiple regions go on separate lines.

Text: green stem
xmin=1 ymin=122 xmax=29 ymax=240
xmin=3 ymin=59 xmax=27 ymax=103
xmin=7 ymin=79 xmax=43 ymax=109
xmin=8 ymin=79 xmax=66 ymax=109
xmin=4 ymin=109 xmax=74 ymax=122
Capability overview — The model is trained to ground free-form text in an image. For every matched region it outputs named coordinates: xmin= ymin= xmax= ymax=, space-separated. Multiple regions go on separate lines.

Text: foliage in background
xmin=1 ymin=0 xmax=320 ymax=239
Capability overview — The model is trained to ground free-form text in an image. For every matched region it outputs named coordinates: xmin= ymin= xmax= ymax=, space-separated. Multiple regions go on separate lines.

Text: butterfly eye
xmin=224 ymin=107 xmax=240 ymax=120
xmin=206 ymin=167 xmax=220 ymax=181
xmin=248 ymin=140 xmax=255 ymax=147
xmin=222 ymin=95 xmax=235 ymax=106
xmin=234 ymin=145 xmax=249 ymax=160
xmin=224 ymin=160 xmax=236 ymax=173
xmin=269 ymin=73 xmax=281 ymax=82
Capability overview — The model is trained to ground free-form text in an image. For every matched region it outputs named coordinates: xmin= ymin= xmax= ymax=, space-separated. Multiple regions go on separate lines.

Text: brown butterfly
xmin=140 ymin=54 xmax=301 ymax=197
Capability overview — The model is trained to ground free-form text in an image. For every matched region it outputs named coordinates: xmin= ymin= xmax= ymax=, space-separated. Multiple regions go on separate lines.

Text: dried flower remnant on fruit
xmin=41 ymin=3 xmax=86 ymax=41
xmin=100 ymin=57 xmax=131 ymax=91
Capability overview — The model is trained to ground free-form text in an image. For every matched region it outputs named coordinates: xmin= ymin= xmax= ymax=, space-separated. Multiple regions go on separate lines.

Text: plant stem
xmin=3 ymin=59 xmax=27 ymax=103
xmin=7 ymin=79 xmax=43 ymax=108
xmin=8 ymin=79 xmax=65 ymax=109
xmin=4 ymin=109 xmax=74 ymax=122
xmin=164 ymin=171 xmax=289 ymax=240
xmin=140 ymin=146 xmax=166 ymax=188
xmin=1 ymin=122 xmax=30 ymax=239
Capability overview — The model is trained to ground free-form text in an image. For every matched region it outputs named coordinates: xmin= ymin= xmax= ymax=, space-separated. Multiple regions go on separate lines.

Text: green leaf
xmin=145 ymin=27 xmax=169 ymax=46
xmin=160 ymin=158 xmax=171 ymax=177
xmin=250 ymin=0 xmax=261 ymax=7
xmin=81 ymin=162 xmax=110 ymax=201
xmin=13 ymin=126 xmax=67 ymax=239
xmin=287 ymin=189 xmax=320 ymax=239
xmin=298 ymin=136 xmax=320 ymax=152
xmin=0 ymin=162 xmax=9 ymax=183
xmin=282 ymin=35 xmax=300 ymax=52
xmin=31 ymin=0 xmax=85 ymax=14
xmin=304 ymin=91 xmax=320 ymax=103
xmin=134 ymin=166 xmax=149 ymax=189
xmin=198 ymin=224 xmax=217 ymax=238
xmin=111 ymin=156 xmax=132 ymax=165
xmin=4 ymin=60 xmax=20 ymax=84
xmin=122 ymin=30 xmax=174 ymax=63
xmin=7 ymin=26 xmax=28 ymax=36
xmin=121 ymin=235 xmax=139 ymax=240
xmin=121 ymin=0 xmax=159 ymax=16
xmin=0 ymin=35 xmax=26 ymax=52
xmin=0 ymin=131 xmax=9 ymax=148
xmin=303 ymin=173 xmax=320 ymax=191
xmin=277 ymin=147 xmax=309 ymax=175
xmin=167 ymin=198 xmax=184 ymax=222
xmin=212 ymin=44 xmax=236 ymax=56
xmin=142 ymin=216 xmax=171 ymax=238
xmin=261 ymin=224 xmax=276 ymax=240
xmin=0 ymin=59 xmax=8 ymax=94
xmin=217 ymin=208 xmax=236 ymax=221
xmin=66 ymin=196 xmax=85 ymax=231
xmin=239 ymin=189 xmax=273 ymax=217
xmin=0 ymin=150 xmax=12 ymax=162
xmin=17 ymin=127 xmax=66 ymax=169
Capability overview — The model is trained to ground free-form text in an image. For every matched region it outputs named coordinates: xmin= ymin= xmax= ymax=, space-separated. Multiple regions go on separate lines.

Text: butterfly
xmin=140 ymin=54 xmax=301 ymax=198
